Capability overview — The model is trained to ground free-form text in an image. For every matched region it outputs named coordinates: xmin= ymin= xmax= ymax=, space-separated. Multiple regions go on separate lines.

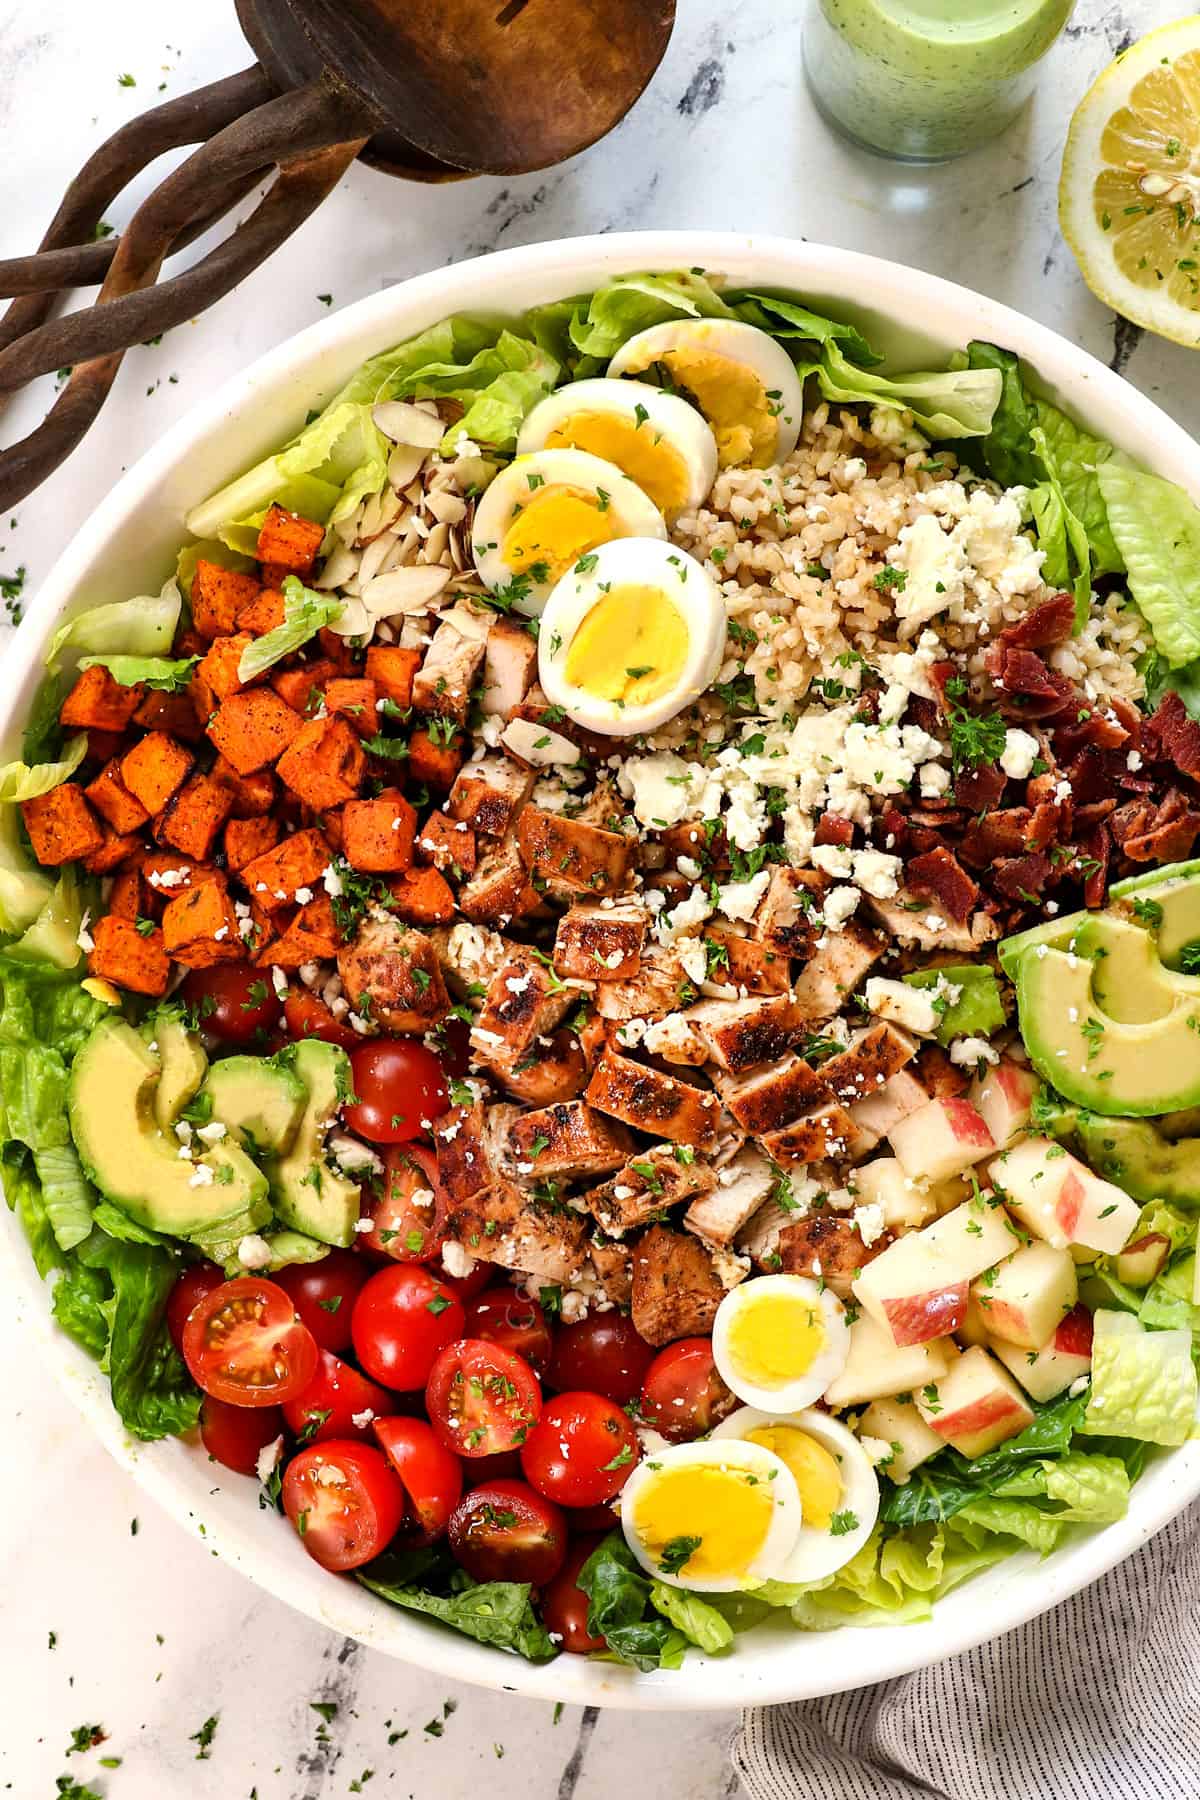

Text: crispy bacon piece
xmin=997 ymin=593 xmax=1075 ymax=650
xmin=1124 ymin=787 xmax=1200 ymax=864
xmin=988 ymin=645 xmax=1077 ymax=719
xmin=1080 ymin=825 xmax=1111 ymax=909
xmin=906 ymin=846 xmax=979 ymax=922
xmin=1146 ymin=691 xmax=1200 ymax=782
xmin=991 ymin=850 xmax=1053 ymax=903
xmin=958 ymin=808 xmax=1032 ymax=868
xmin=814 ymin=813 xmax=855 ymax=848
xmin=952 ymin=763 xmax=1007 ymax=812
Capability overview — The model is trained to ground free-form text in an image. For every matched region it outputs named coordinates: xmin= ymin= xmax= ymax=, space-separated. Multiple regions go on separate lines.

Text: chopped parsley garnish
xmin=658 ymin=1534 xmax=702 ymax=1575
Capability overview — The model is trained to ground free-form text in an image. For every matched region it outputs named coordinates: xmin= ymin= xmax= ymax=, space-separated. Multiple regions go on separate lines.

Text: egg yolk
xmin=745 ymin=1427 xmax=842 ymax=1531
xmin=726 ymin=1290 xmax=827 ymax=1391
xmin=625 ymin=347 xmax=775 ymax=468
xmin=630 ymin=1464 xmax=775 ymax=1582
xmin=501 ymin=485 xmax=619 ymax=584
xmin=564 ymin=582 xmax=689 ymax=708
xmin=544 ymin=413 xmax=690 ymax=517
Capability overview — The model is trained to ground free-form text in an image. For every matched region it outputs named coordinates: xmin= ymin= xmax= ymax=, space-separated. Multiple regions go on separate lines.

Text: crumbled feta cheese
xmin=322 ymin=862 xmax=344 ymax=898
xmin=841 ymin=457 xmax=868 ymax=481
xmin=75 ymin=909 xmax=94 ymax=954
xmin=949 ymin=1036 xmax=1000 ymax=1068
xmin=822 ymin=885 xmax=861 ymax=931
xmin=1000 ymin=728 xmax=1040 ymax=780
xmin=441 ymin=1241 xmax=477 ymax=1280
xmin=716 ymin=869 xmax=771 ymax=924
xmin=351 ymin=1409 xmax=377 ymax=1430
xmin=853 ymin=1202 xmax=887 ymax=1247
xmin=237 ymin=1232 xmax=273 ymax=1268
xmin=256 ymin=1435 xmax=285 ymax=1485
xmin=195 ymin=1121 xmax=228 ymax=1144
xmin=676 ymin=937 xmax=708 ymax=986
xmin=327 ymin=1131 xmax=384 ymax=1176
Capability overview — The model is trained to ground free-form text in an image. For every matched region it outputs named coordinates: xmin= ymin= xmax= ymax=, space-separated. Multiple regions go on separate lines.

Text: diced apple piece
xmin=823 ymin=1310 xmax=959 ymax=1408
xmin=968 ymin=1058 xmax=1039 ymax=1150
xmin=958 ymin=1293 xmax=993 ymax=1347
xmin=859 ymin=1395 xmax=944 ymax=1484
xmin=889 ymin=1096 xmax=995 ymax=1182
xmin=1055 ymin=1163 xmax=1140 ymax=1255
xmin=915 ymin=1344 xmax=1035 ymax=1457
xmin=992 ymin=1304 xmax=1093 ymax=1404
xmin=989 ymin=1137 xmax=1139 ymax=1255
xmin=970 ymin=1240 xmax=1077 ymax=1352
xmin=1114 ymin=1232 xmax=1171 ymax=1290
xmin=852 ymin=1196 xmax=1017 ymax=1346
xmin=852 ymin=1157 xmax=937 ymax=1232
xmin=850 ymin=1071 xmax=928 ymax=1144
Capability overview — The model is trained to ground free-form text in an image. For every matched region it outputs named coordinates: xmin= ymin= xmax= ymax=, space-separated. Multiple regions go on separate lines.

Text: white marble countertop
xmin=1 ymin=0 xmax=1196 ymax=1794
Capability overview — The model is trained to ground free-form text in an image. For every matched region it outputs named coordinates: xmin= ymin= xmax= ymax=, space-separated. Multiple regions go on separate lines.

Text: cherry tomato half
xmin=182 ymin=1277 xmax=319 ymax=1408
xmin=283 ymin=1441 xmax=406 ymax=1572
xmin=282 ymin=1349 xmax=393 ymax=1446
xmin=200 ymin=1395 xmax=284 ymax=1476
xmin=165 ymin=1262 xmax=225 ymax=1353
xmin=448 ymin=1478 xmax=567 ymax=1585
xmin=358 ymin=1145 xmax=447 ymax=1264
xmin=351 ymin=1264 xmax=465 ymax=1390
xmin=546 ymin=1313 xmax=654 ymax=1405
xmin=342 ymin=1039 xmax=448 ymax=1145
xmin=274 ymin=1250 xmax=369 ymax=1353
xmin=373 ymin=1416 xmax=463 ymax=1541
xmin=520 ymin=1392 xmax=639 ymax=1508
xmin=425 ymin=1339 xmax=542 ymax=1459
xmin=283 ymin=987 xmax=359 ymax=1050
xmin=540 ymin=1535 xmax=607 ymax=1654
xmin=465 ymin=1289 xmax=553 ymax=1374
xmin=639 ymin=1338 xmax=735 ymax=1443
xmin=179 ymin=965 xmax=281 ymax=1049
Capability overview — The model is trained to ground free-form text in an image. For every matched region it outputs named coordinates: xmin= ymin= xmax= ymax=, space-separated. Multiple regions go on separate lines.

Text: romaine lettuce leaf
xmin=564 ymin=271 xmax=740 ymax=362
xmin=2 ymin=1143 xmax=64 ymax=1279
xmin=78 ymin=653 xmax=198 ymax=693
xmin=358 ymin=1563 xmax=556 ymax=1661
xmin=786 ymin=1521 xmax=1013 ymax=1630
xmin=237 ymin=576 xmax=345 ymax=681
xmin=51 ymin=1254 xmax=111 ymax=1360
xmin=46 ymin=580 xmax=181 ymax=674
xmin=1033 ymin=400 xmax=1125 ymax=576
xmin=0 ymin=733 xmax=87 ymax=805
xmin=649 ymin=1580 xmax=734 ymax=1654
xmin=965 ymin=342 xmax=1042 ymax=488
xmin=74 ymin=1230 xmax=198 ymax=1440
xmin=1040 ymin=1452 xmax=1130 ymax=1523
xmin=7 ymin=866 xmax=92 ymax=972
xmin=327 ymin=315 xmax=505 ymax=410
xmin=1097 ymin=461 xmax=1200 ymax=668
xmin=1029 ymin=424 xmax=1094 ymax=629
xmin=1080 ymin=1309 xmax=1197 ymax=1445
xmin=578 ymin=1532 xmax=689 ymax=1670
xmin=0 ymin=802 xmax=53 ymax=937
xmin=816 ymin=341 xmax=1002 ymax=438
xmin=732 ymin=292 xmax=882 ymax=368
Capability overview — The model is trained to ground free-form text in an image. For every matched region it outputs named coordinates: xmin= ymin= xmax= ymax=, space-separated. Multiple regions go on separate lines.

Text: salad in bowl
xmin=5 ymin=258 xmax=1200 ymax=1681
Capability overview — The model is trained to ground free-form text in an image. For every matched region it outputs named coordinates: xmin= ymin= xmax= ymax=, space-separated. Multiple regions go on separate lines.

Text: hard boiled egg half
xmin=537 ymin=537 xmax=726 ymax=738
xmin=608 ymin=320 xmax=805 ymax=469
xmin=712 ymin=1408 xmax=879 ymax=1582
xmin=516 ymin=379 xmax=718 ymax=523
xmin=472 ymin=447 xmax=666 ymax=616
xmin=712 ymin=1274 xmax=850 ymax=1413
xmin=620 ymin=1437 xmax=802 ymax=1592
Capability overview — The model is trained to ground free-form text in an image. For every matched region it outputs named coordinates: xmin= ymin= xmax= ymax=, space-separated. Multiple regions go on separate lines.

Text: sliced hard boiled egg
xmin=712 ymin=1274 xmax=850 ymax=1414
xmin=472 ymin=447 xmax=666 ymax=616
xmin=516 ymin=378 xmax=718 ymax=522
xmin=619 ymin=1437 xmax=802 ymax=1592
xmin=608 ymin=319 xmax=805 ymax=469
xmin=712 ymin=1407 xmax=880 ymax=1583
xmin=537 ymin=537 xmax=725 ymax=738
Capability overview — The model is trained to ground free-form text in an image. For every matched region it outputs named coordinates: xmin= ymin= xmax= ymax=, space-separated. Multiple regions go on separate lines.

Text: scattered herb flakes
xmin=67 ymin=1724 xmax=107 ymax=1756
xmin=658 ymin=1533 xmax=702 ymax=1576
xmin=349 ymin=1771 xmax=375 ymax=1792
xmin=49 ymin=1629 xmax=58 ymax=1649
xmin=424 ymin=1717 xmax=445 ymax=1738
xmin=55 ymin=1780 xmax=102 ymax=1800
xmin=552 ymin=1701 xmax=565 ymax=1725
xmin=317 ymin=293 xmax=333 ymax=306
xmin=310 ymin=1699 xmax=339 ymax=1724
xmin=190 ymin=1713 xmax=220 ymax=1759
xmin=117 ymin=71 xmax=136 ymax=85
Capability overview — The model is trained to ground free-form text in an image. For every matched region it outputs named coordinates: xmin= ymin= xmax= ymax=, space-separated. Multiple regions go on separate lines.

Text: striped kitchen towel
xmin=733 ymin=1503 xmax=1200 ymax=1800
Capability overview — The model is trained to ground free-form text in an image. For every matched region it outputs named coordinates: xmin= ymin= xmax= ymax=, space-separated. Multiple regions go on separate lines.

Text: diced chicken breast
xmin=791 ymin=922 xmax=885 ymax=1022
xmin=337 ymin=913 xmax=449 ymax=1033
xmin=585 ymin=1049 xmax=721 ymax=1149
xmin=758 ymin=1100 xmax=857 ymax=1166
xmin=412 ymin=613 xmax=489 ymax=724
xmin=631 ymin=1224 xmax=732 ymax=1345
xmin=754 ymin=866 xmax=824 ymax=959
xmin=710 ymin=1053 xmax=831 ymax=1136
xmin=684 ymin=1147 xmax=775 ymax=1246
xmin=456 ymin=844 xmax=544 ymax=927
xmin=448 ymin=755 xmax=535 ymax=837
xmin=507 ymin=1100 xmax=633 ymax=1178
xmin=685 ymin=995 xmax=802 ymax=1074
xmin=480 ymin=616 xmax=538 ymax=716
xmin=516 ymin=807 xmax=631 ymax=898
xmin=554 ymin=901 xmax=647 ymax=981
xmin=589 ymin=1143 xmax=716 ymax=1234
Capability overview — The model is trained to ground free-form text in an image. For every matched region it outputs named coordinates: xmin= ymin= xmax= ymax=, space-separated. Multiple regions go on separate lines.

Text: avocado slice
xmin=1074 ymin=915 xmax=1178 ymax=1024
xmin=149 ymin=1014 xmax=208 ymax=1132
xmin=903 ymin=964 xmax=1006 ymax=1044
xmin=68 ymin=1017 xmax=271 ymax=1240
xmin=1074 ymin=1114 xmax=1200 ymax=1205
xmin=997 ymin=910 xmax=1089 ymax=982
xmin=203 ymin=1055 xmax=307 ymax=1156
xmin=268 ymin=1038 xmax=360 ymax=1247
xmin=1110 ymin=858 xmax=1200 ymax=971
xmin=1016 ymin=914 xmax=1200 ymax=1115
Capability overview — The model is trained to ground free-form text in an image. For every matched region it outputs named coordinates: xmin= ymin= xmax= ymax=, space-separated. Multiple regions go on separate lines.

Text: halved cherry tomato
xmin=351 ymin=1264 xmax=465 ymax=1390
xmin=283 ymin=987 xmax=359 ymax=1050
xmin=182 ymin=1277 xmax=319 ymax=1408
xmin=179 ymin=964 xmax=281 ymax=1049
xmin=639 ymin=1338 xmax=735 ymax=1442
xmin=274 ymin=1250 xmax=368 ymax=1353
xmin=520 ymin=1392 xmax=639 ymax=1507
xmin=283 ymin=1441 xmax=406 ymax=1571
xmin=282 ymin=1349 xmax=393 ymax=1446
xmin=540 ymin=1535 xmax=607 ymax=1654
xmin=343 ymin=1039 xmax=448 ymax=1145
xmin=465 ymin=1289 xmax=553 ymax=1373
xmin=358 ymin=1145 xmax=447 ymax=1263
xmin=546 ymin=1313 xmax=654 ymax=1404
xmin=448 ymin=1477 xmax=567 ymax=1585
xmin=165 ymin=1262 xmax=225 ymax=1353
xmin=425 ymin=1339 xmax=542 ymax=1458
xmin=374 ymin=1416 xmax=463 ymax=1540
xmin=200 ymin=1395 xmax=284 ymax=1476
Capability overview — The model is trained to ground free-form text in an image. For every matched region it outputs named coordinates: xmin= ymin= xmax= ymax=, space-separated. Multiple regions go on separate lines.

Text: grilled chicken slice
xmin=758 ymin=1100 xmax=857 ymax=1166
xmin=867 ymin=894 xmax=999 ymax=954
xmin=791 ymin=921 xmax=885 ymax=1022
xmin=445 ymin=1180 xmax=590 ymax=1284
xmin=456 ymin=844 xmax=544 ymax=927
xmin=427 ymin=919 xmax=512 ymax=995
xmin=553 ymin=901 xmax=647 ymax=982
xmin=412 ymin=611 xmax=489 ymax=725
xmin=774 ymin=1211 xmax=884 ymax=1298
xmin=515 ymin=807 xmax=631 ymax=899
xmin=819 ymin=1022 xmax=916 ymax=1104
xmin=337 ymin=913 xmax=449 ymax=1034
xmin=684 ymin=994 xmax=802 ymax=1074
xmin=585 ymin=1048 xmax=721 ymax=1149
xmin=480 ymin=616 xmax=537 ymax=717
xmin=631 ymin=1224 xmax=734 ymax=1346
xmin=448 ymin=755 xmax=535 ymax=838
xmin=587 ymin=1143 xmax=716 ymax=1234
xmin=754 ymin=866 xmax=825 ymax=959
xmin=486 ymin=1029 xmax=590 ymax=1107
xmin=593 ymin=944 xmax=692 ymax=1023
xmin=700 ymin=921 xmax=791 ymax=995
xmin=471 ymin=951 xmax=575 ymax=1064
xmin=588 ymin=1234 xmax=633 ymax=1308
xmin=710 ymin=1052 xmax=831 ymax=1135
xmin=683 ymin=1147 xmax=775 ymax=1247
xmin=507 ymin=1099 xmax=633 ymax=1178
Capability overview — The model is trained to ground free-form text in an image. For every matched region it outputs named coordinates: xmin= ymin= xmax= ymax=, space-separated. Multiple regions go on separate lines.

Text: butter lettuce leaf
xmin=1097 ymin=461 xmax=1200 ymax=668
xmin=1080 ymin=1309 xmax=1198 ymax=1445
xmin=237 ymin=576 xmax=345 ymax=682
xmin=0 ymin=733 xmax=87 ymax=805
xmin=649 ymin=1581 xmax=734 ymax=1654
xmin=1033 ymin=399 xmax=1124 ymax=576
xmin=359 ymin=1557 xmax=556 ymax=1661
xmin=816 ymin=341 xmax=1002 ymax=438
xmin=965 ymin=342 xmax=1042 ymax=488
xmin=78 ymin=653 xmax=198 ymax=693
xmin=46 ymin=580 xmax=181 ymax=674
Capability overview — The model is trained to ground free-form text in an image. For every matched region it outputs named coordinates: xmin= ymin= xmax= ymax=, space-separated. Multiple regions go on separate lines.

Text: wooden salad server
xmin=0 ymin=0 xmax=676 ymax=510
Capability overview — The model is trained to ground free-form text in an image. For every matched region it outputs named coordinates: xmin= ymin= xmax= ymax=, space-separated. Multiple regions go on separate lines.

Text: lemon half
xmin=1060 ymin=17 xmax=1200 ymax=347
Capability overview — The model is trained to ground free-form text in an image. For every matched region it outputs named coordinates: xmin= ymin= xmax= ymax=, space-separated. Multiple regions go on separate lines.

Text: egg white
xmin=712 ymin=1274 xmax=851 ymax=1414
xmin=619 ymin=1437 xmax=802 ymax=1592
xmin=712 ymin=1407 xmax=880 ymax=1583
xmin=537 ymin=536 xmax=726 ymax=738
xmin=608 ymin=319 xmax=805 ymax=466
xmin=471 ymin=447 xmax=666 ymax=616
xmin=516 ymin=378 xmax=718 ymax=521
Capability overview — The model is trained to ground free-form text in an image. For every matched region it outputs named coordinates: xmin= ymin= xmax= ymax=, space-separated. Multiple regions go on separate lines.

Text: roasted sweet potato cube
xmin=554 ymin=902 xmax=646 ymax=980
xmin=120 ymin=732 xmax=193 ymax=817
xmin=236 ymin=587 xmax=287 ymax=636
xmin=207 ymin=689 xmax=303 ymax=774
xmin=388 ymin=866 xmax=455 ymax=925
xmin=224 ymin=814 xmax=280 ymax=873
xmin=196 ymin=634 xmax=256 ymax=702
xmin=632 ymin=1225 xmax=728 ymax=1347
xmin=414 ymin=810 xmax=476 ymax=878
xmin=257 ymin=895 xmax=341 ymax=970
xmin=516 ymin=807 xmax=630 ymax=897
xmin=87 ymin=914 xmax=170 ymax=997
xmin=156 ymin=773 xmax=236 ymax=861
xmin=324 ymin=677 xmax=378 ymax=738
xmin=162 ymin=880 xmax=243 ymax=968
xmin=238 ymin=828 xmax=330 ymax=911
xmin=85 ymin=760 xmax=150 ymax=835
xmin=192 ymin=560 xmax=261 ymax=640
xmin=255 ymin=503 xmax=324 ymax=575
xmin=83 ymin=825 xmax=142 ymax=875
xmin=82 ymin=729 xmax=125 ymax=766
xmin=341 ymin=790 xmax=416 ymax=873
xmin=270 ymin=658 xmax=337 ymax=716
xmin=448 ymin=756 xmax=534 ymax=838
xmin=211 ymin=755 xmax=275 ymax=818
xmin=321 ymin=808 xmax=344 ymax=855
xmin=133 ymin=688 xmax=205 ymax=743
xmin=60 ymin=665 xmax=143 ymax=733
xmin=107 ymin=868 xmax=143 ymax=921
xmin=276 ymin=716 xmax=366 ymax=810
xmin=585 ymin=1049 xmax=721 ymax=1149
xmin=337 ymin=915 xmax=450 ymax=1034
xmin=318 ymin=628 xmax=356 ymax=672
xmin=140 ymin=853 xmax=219 ymax=897
xmin=21 ymin=785 xmax=104 ymax=866
xmin=365 ymin=644 xmax=421 ymax=711
xmin=407 ymin=726 xmax=463 ymax=792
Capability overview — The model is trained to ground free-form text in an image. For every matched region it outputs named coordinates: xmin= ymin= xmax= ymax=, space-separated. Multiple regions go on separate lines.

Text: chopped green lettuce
xmin=358 ymin=1547 xmax=556 ymax=1661
xmin=237 ymin=576 xmax=345 ymax=682
xmin=46 ymin=580 xmax=181 ymax=673
xmin=786 ymin=1521 xmax=1012 ymax=1630
xmin=78 ymin=653 xmax=198 ymax=693
xmin=1029 ymin=424 xmax=1094 ymax=630
xmin=578 ymin=1533 xmax=688 ymax=1670
xmin=1097 ymin=462 xmax=1200 ymax=668
xmin=7 ymin=866 xmax=92 ymax=971
xmin=1033 ymin=399 xmax=1125 ymax=576
xmin=561 ymin=270 xmax=740 ymax=363
xmin=816 ymin=341 xmax=1002 ymax=438
xmin=1080 ymin=1310 xmax=1197 ymax=1446
xmin=648 ymin=1580 xmax=734 ymax=1654
xmin=965 ymin=342 xmax=1042 ymax=488
xmin=0 ymin=733 xmax=87 ymax=805
xmin=0 ymin=803 xmax=54 ymax=938
xmin=903 ymin=964 xmax=1005 ymax=1045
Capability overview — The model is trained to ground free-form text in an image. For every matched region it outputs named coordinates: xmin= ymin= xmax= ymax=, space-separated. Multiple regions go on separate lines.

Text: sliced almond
xmin=361 ymin=563 xmax=452 ymax=618
xmin=387 ymin=443 xmax=427 ymax=489
xmin=373 ymin=400 xmax=446 ymax=450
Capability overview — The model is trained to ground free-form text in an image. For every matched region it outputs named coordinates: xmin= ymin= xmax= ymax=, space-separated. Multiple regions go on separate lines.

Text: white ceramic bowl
xmin=5 ymin=232 xmax=1200 ymax=1710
